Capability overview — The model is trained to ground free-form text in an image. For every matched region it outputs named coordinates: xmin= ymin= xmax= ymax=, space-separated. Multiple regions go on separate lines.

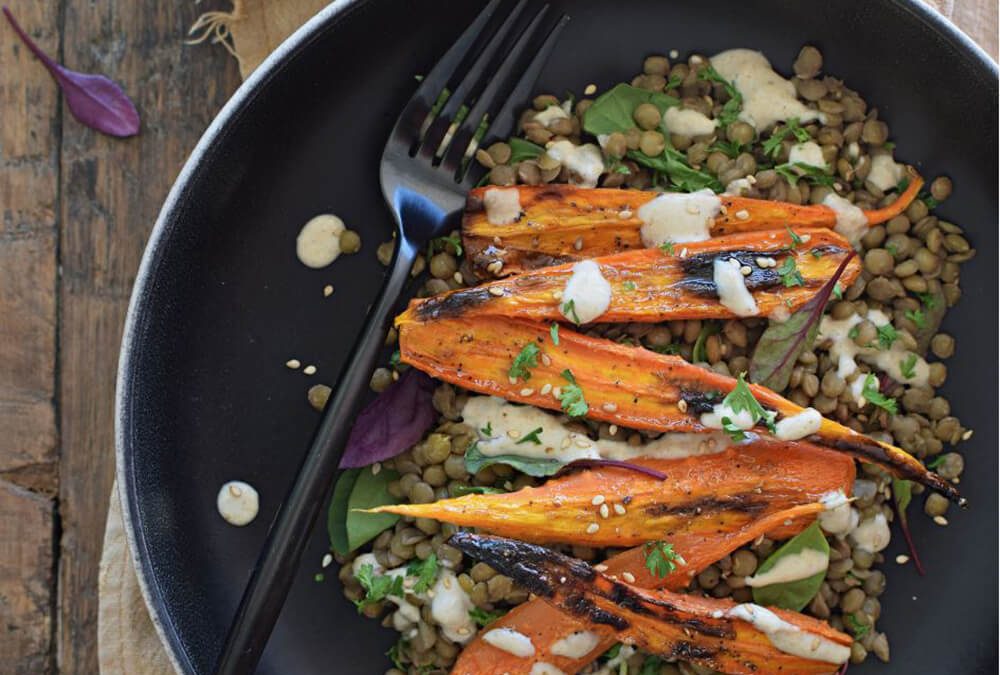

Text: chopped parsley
xmin=721 ymin=417 xmax=749 ymax=442
xmin=643 ymin=541 xmax=686 ymax=578
xmin=847 ymin=325 xmax=861 ymax=340
xmin=509 ymin=343 xmax=541 ymax=381
xmin=355 ymin=564 xmax=404 ymax=612
xmin=786 ymin=226 xmax=804 ymax=247
xmin=665 ymin=73 xmax=683 ymax=90
xmin=692 ymin=321 xmax=720 ymax=363
xmin=389 ymin=349 xmax=401 ymax=368
xmin=468 ymin=607 xmax=505 ymax=627
xmin=562 ymin=299 xmax=582 ymax=325
xmin=697 ymin=65 xmax=743 ymax=126
xmin=721 ymin=372 xmax=777 ymax=433
xmin=622 ymin=280 xmax=637 ymax=292
xmin=862 ymin=373 xmax=898 ymax=414
xmin=386 ymin=641 xmax=406 ymax=671
xmin=559 ymin=369 xmax=588 ymax=418
xmin=709 ymin=139 xmax=748 ymax=159
xmin=406 ymin=554 xmax=439 ymax=593
xmin=876 ymin=323 xmax=899 ymax=350
xmin=427 ymin=235 xmax=463 ymax=260
xmin=639 ymin=656 xmax=665 ymax=675
xmin=777 ymin=257 xmax=805 ymax=287
xmin=550 ymin=322 xmax=560 ymax=345
xmin=480 ymin=422 xmax=493 ymax=437
xmin=921 ymin=193 xmax=940 ymax=209
xmin=926 ymin=455 xmax=947 ymax=470
xmin=810 ymin=248 xmax=823 ymax=259
xmin=905 ymin=308 xmax=927 ymax=329
xmin=650 ymin=343 xmax=682 ymax=355
xmin=899 ymin=353 xmax=918 ymax=380
xmin=845 ymin=613 xmax=871 ymax=639
xmin=516 ymin=427 xmax=544 ymax=445
xmin=885 ymin=243 xmax=899 ymax=257
xmin=916 ymin=291 xmax=939 ymax=310
xmin=762 ymin=118 xmax=811 ymax=158
xmin=659 ymin=240 xmax=676 ymax=255
xmin=774 ymin=162 xmax=836 ymax=187
xmin=832 ymin=282 xmax=844 ymax=300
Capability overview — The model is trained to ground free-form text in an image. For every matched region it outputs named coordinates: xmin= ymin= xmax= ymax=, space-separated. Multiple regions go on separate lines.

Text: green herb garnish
xmin=845 ymin=613 xmax=871 ymax=639
xmin=774 ymin=162 xmax=836 ymax=187
xmin=559 ymin=369 xmax=588 ymax=417
xmin=786 ymin=226 xmax=804 ymax=247
xmin=516 ymin=427 xmax=544 ymax=445
xmin=623 ymin=280 xmax=637 ymax=292
xmin=406 ymin=554 xmax=439 ymax=593
xmin=550 ymin=322 xmax=560 ymax=345
xmin=751 ymin=521 xmax=829 ymax=611
xmin=721 ymin=372 xmax=777 ymax=433
xmin=698 ymin=65 xmax=743 ymax=126
xmin=877 ymin=323 xmax=899 ymax=350
xmin=480 ymin=421 xmax=493 ymax=437
xmin=899 ymin=353 xmax=918 ymax=379
xmin=777 ymin=256 xmax=805 ymax=287
xmin=659 ymin=241 xmax=675 ymax=255
xmin=469 ymin=607 xmax=506 ymax=627
xmin=643 ymin=541 xmax=686 ymax=578
xmin=650 ymin=343 xmax=682 ymax=355
xmin=905 ymin=308 xmax=927 ymax=329
xmin=355 ymin=564 xmax=404 ymax=612
xmin=509 ymin=342 xmax=541 ymax=381
xmin=916 ymin=291 xmax=939 ymax=310
xmin=926 ymin=455 xmax=947 ymax=470
xmin=886 ymin=243 xmax=899 ymax=256
xmin=847 ymin=325 xmax=861 ymax=340
xmin=692 ymin=321 xmax=720 ymax=363
xmin=427 ymin=235 xmax=463 ymax=259
xmin=862 ymin=373 xmax=898 ymax=414
xmin=562 ymin=299 xmax=582 ymax=325
xmin=832 ymin=282 xmax=844 ymax=300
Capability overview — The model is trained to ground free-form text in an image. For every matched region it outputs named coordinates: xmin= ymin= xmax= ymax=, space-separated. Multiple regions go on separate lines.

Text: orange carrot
xmin=451 ymin=533 xmax=852 ymax=675
xmin=400 ymin=228 xmax=860 ymax=324
xmin=396 ymin=313 xmax=962 ymax=504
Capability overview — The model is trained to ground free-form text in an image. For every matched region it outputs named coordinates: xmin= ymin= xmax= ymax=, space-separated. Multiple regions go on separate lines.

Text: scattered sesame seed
xmin=391 ymin=370 xmax=399 ymax=381
xmin=228 ymin=484 xmax=242 ymax=498
xmin=540 ymin=383 xmax=553 ymax=395
xmin=584 ymin=83 xmax=597 ymax=95
xmin=602 ymin=402 xmax=618 ymax=413
xmin=488 ymin=286 xmax=504 ymax=296
xmin=372 ymin=462 xmax=382 ymax=475
xmin=553 ymin=290 xmax=563 ymax=300
xmin=453 ymin=271 xmax=463 ymax=283
xmin=592 ymin=495 xmax=606 ymax=506
xmin=541 ymin=354 xmax=552 ymax=367
xmin=618 ymin=209 xmax=633 ymax=219
xmin=504 ymin=481 xmax=514 ymax=490
xmin=735 ymin=209 xmax=750 ymax=220
xmin=285 ymin=359 xmax=301 ymax=369
xmin=679 ymin=247 xmax=688 ymax=258
xmin=322 ymin=553 xmax=333 ymax=568
xmin=800 ymin=234 xmax=812 ymax=243
xmin=685 ymin=204 xmax=700 ymax=215
xmin=561 ymin=437 xmax=572 ymax=449
xmin=677 ymin=399 xmax=688 ymax=413
xmin=586 ymin=523 xmax=600 ymax=534
xmin=933 ymin=515 xmax=949 ymax=526
xmin=594 ymin=563 xmax=608 ymax=572
xmin=493 ymin=236 xmax=502 ymax=245
xmin=553 ymin=386 xmax=562 ymax=398
xmin=895 ymin=554 xmax=909 ymax=564
xmin=457 ymin=627 xmax=471 ymax=636
xmin=322 ymin=285 xmax=334 ymax=297
xmin=508 ymin=376 xmax=518 ymax=385
xmin=609 ymin=424 xmax=619 ymax=435
xmin=574 ymin=236 xmax=584 ymax=251
xmin=303 ymin=365 xmax=317 ymax=375
xmin=519 ymin=387 xmax=535 ymax=396
xmin=613 ymin=503 xmax=627 ymax=516
xmin=962 ymin=429 xmax=974 ymax=440
xmin=575 ymin=438 xmax=592 ymax=448
xmin=719 ymin=204 xmax=728 ymax=215
xmin=740 ymin=265 xmax=752 ymax=276
xmin=669 ymin=49 xmax=679 ymax=59
xmin=599 ymin=504 xmax=610 ymax=519
xmin=622 ymin=572 xmax=636 ymax=583
xmin=487 ymin=260 xmax=504 ymax=274
xmin=507 ymin=430 xmax=521 ymax=439
xmin=755 ymin=256 xmax=773 ymax=268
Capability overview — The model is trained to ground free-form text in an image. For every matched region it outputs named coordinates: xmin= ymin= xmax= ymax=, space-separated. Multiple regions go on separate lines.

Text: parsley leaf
xmin=762 ymin=118 xmax=808 ymax=158
xmin=709 ymin=139 xmax=747 ymax=159
xmin=559 ymin=369 xmax=588 ymax=418
xmin=427 ymin=235 xmax=463 ymax=259
xmin=775 ymin=162 xmax=836 ymax=187
xmin=659 ymin=241 xmax=675 ymax=255
xmin=862 ymin=373 xmax=898 ymax=414
xmin=899 ymin=353 xmax=918 ymax=379
xmin=698 ymin=65 xmax=743 ymax=127
xmin=876 ymin=323 xmax=898 ymax=350
xmin=845 ymin=613 xmax=871 ymax=639
xmin=389 ymin=349 xmax=401 ymax=368
xmin=643 ymin=541 xmax=686 ymax=578
xmin=516 ymin=427 xmax=544 ymax=445
xmin=916 ymin=291 xmax=939 ymax=310
xmin=721 ymin=416 xmax=748 ymax=442
xmin=509 ymin=343 xmax=541 ymax=381
xmin=886 ymin=243 xmax=899 ymax=256
xmin=406 ymin=554 xmax=439 ymax=593
xmin=562 ymin=299 xmax=582 ymax=325
xmin=665 ymin=73 xmax=683 ymax=90
xmin=721 ymin=372 xmax=776 ymax=433
xmin=905 ymin=308 xmax=927 ymax=329
xmin=649 ymin=343 xmax=682 ymax=355
xmin=832 ymin=282 xmax=844 ymax=300
xmin=786 ymin=226 xmax=804 ymax=247
xmin=847 ymin=324 xmax=861 ymax=340
xmin=622 ymin=280 xmax=637 ymax=292
xmin=355 ymin=564 xmax=404 ymax=612
xmin=777 ymin=257 xmax=805 ymax=287
xmin=480 ymin=422 xmax=493 ymax=437
xmin=386 ymin=641 xmax=407 ymax=671
xmin=469 ymin=607 xmax=506 ymax=627
xmin=926 ymin=455 xmax=947 ymax=470
xmin=550 ymin=322 xmax=560 ymax=345
xmin=639 ymin=656 xmax=664 ymax=675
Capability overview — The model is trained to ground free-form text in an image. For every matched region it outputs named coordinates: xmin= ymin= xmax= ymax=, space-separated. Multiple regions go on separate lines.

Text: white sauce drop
xmin=637 ymin=189 xmax=721 ymax=247
xmin=296 ymin=214 xmax=345 ymax=268
xmin=867 ymin=154 xmax=905 ymax=192
xmin=431 ymin=570 xmax=476 ymax=644
xmin=724 ymin=177 xmax=754 ymax=196
xmin=482 ymin=628 xmax=535 ymax=657
xmin=818 ymin=309 xmax=930 ymax=387
xmin=662 ymin=107 xmax=718 ymax=137
xmin=352 ymin=554 xmax=421 ymax=632
xmin=530 ymin=663 xmax=567 ymax=675
xmin=544 ymin=141 xmax=604 ymax=188
xmin=820 ymin=501 xmax=860 ymax=537
xmin=710 ymin=49 xmax=825 ymax=131
xmin=850 ymin=513 xmax=891 ymax=553
xmin=746 ymin=548 xmax=828 ymax=587
xmin=534 ymin=105 xmax=570 ymax=127
xmin=700 ymin=401 xmax=757 ymax=431
xmin=216 ymin=481 xmax=259 ymax=526
xmin=462 ymin=396 xmax=731 ymax=463
xmin=788 ymin=141 xmax=826 ymax=169
xmin=774 ymin=408 xmax=822 ymax=441
xmin=726 ymin=604 xmax=850 ymax=665
xmin=549 ymin=630 xmax=601 ymax=659
xmin=560 ymin=260 xmax=611 ymax=324
xmin=713 ymin=258 xmax=759 ymax=317
xmin=483 ymin=188 xmax=522 ymax=225
xmin=822 ymin=193 xmax=867 ymax=248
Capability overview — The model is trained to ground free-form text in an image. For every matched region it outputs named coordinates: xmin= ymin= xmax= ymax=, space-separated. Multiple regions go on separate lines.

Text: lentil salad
xmin=322 ymin=45 xmax=973 ymax=675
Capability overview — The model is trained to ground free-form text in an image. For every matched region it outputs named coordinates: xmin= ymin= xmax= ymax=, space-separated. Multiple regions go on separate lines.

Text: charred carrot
xmin=451 ymin=533 xmax=852 ymax=675
xmin=396 ymin=314 xmax=962 ymax=504
xmin=450 ymin=502 xmax=831 ymax=675
xmin=367 ymin=442 xmax=854 ymax=547
xmin=401 ymin=228 xmax=859 ymax=324
xmin=463 ymin=172 xmax=922 ymax=277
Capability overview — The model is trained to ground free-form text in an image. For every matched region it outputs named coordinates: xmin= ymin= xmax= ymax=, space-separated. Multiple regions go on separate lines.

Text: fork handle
xmin=215 ymin=240 xmax=418 ymax=675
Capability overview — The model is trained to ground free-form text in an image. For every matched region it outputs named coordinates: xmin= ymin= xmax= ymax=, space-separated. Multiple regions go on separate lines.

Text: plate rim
xmin=113 ymin=1 xmax=998 ymax=673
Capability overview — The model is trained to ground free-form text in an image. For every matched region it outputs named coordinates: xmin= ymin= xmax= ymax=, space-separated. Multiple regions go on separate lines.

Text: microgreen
xmin=721 ymin=372 xmax=777 ymax=433
xmin=406 ymin=554 xmax=439 ymax=593
xmin=509 ymin=343 xmax=541 ymax=381
xmin=562 ymin=299 xmax=582 ymax=325
xmin=899 ymin=354 xmax=918 ymax=379
xmin=659 ymin=241 xmax=676 ymax=255
xmin=777 ymin=257 xmax=805 ymax=287
xmin=905 ymin=308 xmax=927 ymax=329
xmin=355 ymin=564 xmax=404 ymax=612
xmin=559 ymin=369 xmax=588 ymax=418
xmin=515 ymin=427 xmax=544 ymax=445
xmin=469 ymin=607 xmax=506 ymax=627
xmin=643 ymin=541 xmax=686 ymax=578
xmin=862 ymin=373 xmax=898 ymax=414
xmin=876 ymin=324 xmax=898 ymax=350
xmin=550 ymin=322 xmax=560 ymax=345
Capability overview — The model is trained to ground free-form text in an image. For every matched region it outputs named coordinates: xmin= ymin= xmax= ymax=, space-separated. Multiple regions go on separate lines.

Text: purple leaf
xmin=749 ymin=251 xmax=855 ymax=391
xmin=3 ymin=6 xmax=140 ymax=137
xmin=339 ymin=368 xmax=438 ymax=469
xmin=558 ymin=458 xmax=668 ymax=481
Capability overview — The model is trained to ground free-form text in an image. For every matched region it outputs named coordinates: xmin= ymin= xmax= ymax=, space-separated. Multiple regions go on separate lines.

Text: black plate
xmin=117 ymin=1 xmax=998 ymax=672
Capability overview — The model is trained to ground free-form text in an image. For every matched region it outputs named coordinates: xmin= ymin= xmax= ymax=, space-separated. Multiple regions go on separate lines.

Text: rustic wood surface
xmin=0 ymin=0 xmax=993 ymax=672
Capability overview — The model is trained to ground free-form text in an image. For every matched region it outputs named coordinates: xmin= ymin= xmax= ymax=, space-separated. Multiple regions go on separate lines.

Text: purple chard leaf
xmin=339 ymin=368 xmax=438 ymax=469
xmin=3 ymin=6 xmax=140 ymax=137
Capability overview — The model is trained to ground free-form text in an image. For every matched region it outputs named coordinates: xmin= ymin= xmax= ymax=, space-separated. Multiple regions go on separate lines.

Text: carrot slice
xmin=368 ymin=443 xmax=854 ymax=547
xmin=400 ymin=228 xmax=860 ymax=324
xmin=463 ymin=172 xmax=923 ymax=277
xmin=396 ymin=314 xmax=963 ymax=504
xmin=450 ymin=502 xmax=829 ymax=675
xmin=451 ymin=533 xmax=852 ymax=675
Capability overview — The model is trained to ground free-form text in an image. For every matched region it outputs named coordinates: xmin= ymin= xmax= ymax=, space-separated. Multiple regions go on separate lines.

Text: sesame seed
xmin=303 ymin=365 xmax=317 ymax=375
xmin=575 ymin=438 xmax=592 ymax=448
xmin=493 ymin=236 xmax=502 ymax=245
xmin=508 ymin=376 xmax=518 ymax=385
xmin=574 ymin=236 xmax=584 ymax=251
xmin=507 ymin=430 xmax=521 ymax=439
xmin=719 ymin=204 xmax=728 ymax=215
xmin=541 ymin=354 xmax=552 ymax=367
xmin=602 ymin=402 xmax=618 ymax=413
xmin=685 ymin=204 xmax=699 ymax=215
xmin=540 ymin=383 xmax=552 ymax=395
xmin=740 ymin=265 xmax=752 ymax=276
xmin=453 ymin=272 xmax=464 ymax=283
xmin=679 ymin=247 xmax=687 ymax=258
xmin=622 ymin=572 xmax=636 ymax=583
xmin=391 ymin=371 xmax=399 ymax=380
xmin=519 ymin=387 xmax=535 ymax=396
xmin=553 ymin=386 xmax=562 ymax=398
xmin=609 ymin=424 xmax=619 ymax=435
xmin=895 ymin=554 xmax=909 ymax=564
xmin=594 ymin=563 xmax=608 ymax=572
xmin=457 ymin=627 xmax=471 ymax=636
xmin=285 ymin=359 xmax=301 ymax=369
xmin=586 ymin=523 xmax=600 ymax=534
xmin=933 ymin=515 xmax=949 ymax=526
xmin=322 ymin=285 xmax=334 ymax=297
xmin=677 ymin=399 xmax=688 ymax=413
xmin=228 ymin=484 xmax=242 ymax=498
xmin=618 ymin=209 xmax=633 ymax=219
xmin=962 ymin=429 xmax=974 ymax=440
xmin=553 ymin=290 xmax=563 ymax=300
xmin=504 ymin=481 xmax=514 ymax=490
xmin=372 ymin=462 xmax=382 ymax=475
xmin=669 ymin=49 xmax=679 ymax=58
xmin=584 ymin=83 xmax=597 ymax=95
xmin=735 ymin=209 xmax=750 ymax=220
xmin=561 ymin=437 xmax=572 ymax=449
xmin=800 ymin=234 xmax=812 ymax=243
xmin=599 ymin=504 xmax=609 ymax=519
xmin=591 ymin=495 xmax=606 ymax=506
xmin=488 ymin=286 xmax=504 ymax=297
xmin=613 ymin=503 xmax=627 ymax=516
xmin=487 ymin=260 xmax=503 ymax=274
xmin=443 ymin=576 xmax=452 ymax=590
xmin=322 ymin=553 xmax=333 ymax=568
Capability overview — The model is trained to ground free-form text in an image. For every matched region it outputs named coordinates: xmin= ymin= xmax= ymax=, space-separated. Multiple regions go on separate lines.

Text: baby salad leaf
xmin=507 ymin=137 xmax=545 ymax=164
xmin=464 ymin=441 xmax=565 ymax=477
xmin=697 ymin=65 xmax=743 ymax=127
xmin=749 ymin=252 xmax=856 ymax=391
xmin=891 ymin=477 xmax=925 ymax=575
xmin=692 ymin=321 xmax=720 ymax=363
xmin=627 ymin=147 xmax=723 ymax=193
xmin=330 ymin=466 xmax=401 ymax=556
xmin=751 ymin=520 xmax=829 ymax=611
xmin=582 ymin=83 xmax=679 ymax=136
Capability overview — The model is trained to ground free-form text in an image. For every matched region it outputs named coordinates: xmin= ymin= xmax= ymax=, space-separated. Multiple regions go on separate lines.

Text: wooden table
xmin=0 ymin=1 xmax=993 ymax=672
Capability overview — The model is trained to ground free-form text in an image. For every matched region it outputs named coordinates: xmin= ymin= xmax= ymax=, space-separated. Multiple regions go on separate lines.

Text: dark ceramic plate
xmin=116 ymin=1 xmax=998 ymax=673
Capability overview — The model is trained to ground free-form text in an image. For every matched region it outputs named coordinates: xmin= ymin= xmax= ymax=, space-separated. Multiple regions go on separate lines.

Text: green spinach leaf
xmin=464 ymin=442 xmax=565 ymax=477
xmin=582 ymin=83 xmax=679 ymax=136
xmin=330 ymin=466 xmax=401 ymax=556
xmin=751 ymin=520 xmax=829 ymax=611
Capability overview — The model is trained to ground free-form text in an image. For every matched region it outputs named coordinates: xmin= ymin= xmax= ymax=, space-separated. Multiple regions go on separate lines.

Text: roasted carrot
xmin=451 ymin=533 xmax=852 ymax=675
xmin=451 ymin=502 xmax=829 ymax=675
xmin=367 ymin=442 xmax=854 ymax=547
xmin=396 ymin=314 xmax=963 ymax=504
xmin=463 ymin=172 xmax=922 ymax=277
xmin=400 ymin=228 xmax=859 ymax=324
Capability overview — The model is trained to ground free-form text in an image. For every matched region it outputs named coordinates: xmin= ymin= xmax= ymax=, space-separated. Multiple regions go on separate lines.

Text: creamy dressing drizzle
xmin=724 ymin=177 xmax=754 ymax=196
xmin=483 ymin=188 xmax=522 ymax=225
xmin=726 ymin=604 xmax=850 ymax=664
xmin=710 ymin=49 xmax=825 ymax=130
xmin=560 ymin=260 xmax=611 ymax=324
xmin=530 ymin=663 xmax=567 ymax=675
xmin=818 ymin=309 xmax=930 ymax=387
xmin=544 ymin=141 xmax=604 ymax=188
xmin=549 ymin=630 xmax=601 ymax=659
xmin=482 ymin=628 xmax=535 ymax=657
xmin=462 ymin=396 xmax=731 ymax=463
xmin=662 ymin=107 xmax=718 ymax=136
xmin=700 ymin=400 xmax=756 ymax=432
xmin=867 ymin=153 xmax=905 ymax=192
xmin=849 ymin=512 xmax=891 ymax=553
xmin=534 ymin=105 xmax=570 ymax=126
xmin=713 ymin=258 xmax=759 ymax=317
xmin=822 ymin=193 xmax=867 ymax=248
xmin=216 ymin=480 xmax=259 ymax=526
xmin=774 ymin=408 xmax=822 ymax=441
xmin=296 ymin=214 xmax=345 ymax=268
xmin=637 ymin=189 xmax=721 ymax=247
xmin=746 ymin=548 xmax=828 ymax=587
xmin=788 ymin=141 xmax=826 ymax=169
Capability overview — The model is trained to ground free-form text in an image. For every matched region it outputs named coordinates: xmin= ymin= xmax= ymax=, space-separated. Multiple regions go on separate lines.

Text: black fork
xmin=213 ymin=2 xmax=568 ymax=672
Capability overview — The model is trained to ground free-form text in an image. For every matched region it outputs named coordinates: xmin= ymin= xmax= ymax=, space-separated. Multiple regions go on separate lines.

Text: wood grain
xmin=55 ymin=3 xmax=240 ymax=672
